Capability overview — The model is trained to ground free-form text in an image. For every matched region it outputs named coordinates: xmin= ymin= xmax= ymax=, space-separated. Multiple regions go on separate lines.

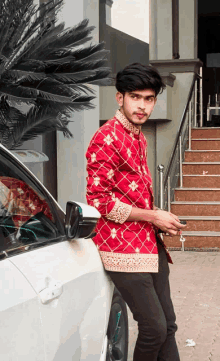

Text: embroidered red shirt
xmin=86 ymin=110 xmax=172 ymax=272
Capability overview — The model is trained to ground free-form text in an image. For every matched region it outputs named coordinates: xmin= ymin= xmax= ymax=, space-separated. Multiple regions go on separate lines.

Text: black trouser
xmin=106 ymin=248 xmax=180 ymax=361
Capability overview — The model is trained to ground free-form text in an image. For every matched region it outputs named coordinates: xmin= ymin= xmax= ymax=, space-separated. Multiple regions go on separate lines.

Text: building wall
xmin=17 ymin=138 xmax=44 ymax=184
xmin=149 ymin=0 xmax=172 ymax=60
xmin=155 ymin=72 xmax=194 ymax=196
xmin=179 ymin=0 xmax=197 ymax=59
xmin=142 ymin=123 xmax=156 ymax=196
xmin=100 ymin=86 xmax=118 ymax=120
xmin=57 ymin=0 xmax=100 ymax=210
xmin=150 ymin=0 xmax=197 ymax=61
xmin=100 ymin=25 xmax=149 ymax=74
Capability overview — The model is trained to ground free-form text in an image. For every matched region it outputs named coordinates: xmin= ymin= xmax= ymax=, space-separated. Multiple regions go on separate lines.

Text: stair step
xmin=179 ymin=216 xmax=220 ymax=220
xmin=176 ymin=188 xmax=220 ymax=190
xmin=163 ymin=234 xmax=220 ymax=248
xmin=181 ymin=231 xmax=220 ymax=236
xmin=171 ymin=202 xmax=220 ymax=216
xmin=176 ymin=218 xmax=220 ymax=232
xmin=171 ymin=201 xmax=220 ymax=204
xmin=169 ymin=129 xmax=220 ymax=248
xmin=183 ymin=162 xmax=220 ymax=164
xmin=191 ymin=138 xmax=220 ymax=140
xmin=191 ymin=139 xmax=220 ymax=150
xmin=183 ymin=175 xmax=220 ymax=187
xmin=175 ymin=188 xmax=220 ymax=201
xmin=182 ymin=163 xmax=220 ymax=175
xmin=192 ymin=127 xmax=220 ymax=128
xmin=185 ymin=150 xmax=220 ymax=162
xmin=191 ymin=128 xmax=220 ymax=139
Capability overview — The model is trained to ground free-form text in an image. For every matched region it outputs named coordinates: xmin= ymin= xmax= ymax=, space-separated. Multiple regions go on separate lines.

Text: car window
xmin=0 ymin=152 xmax=64 ymax=255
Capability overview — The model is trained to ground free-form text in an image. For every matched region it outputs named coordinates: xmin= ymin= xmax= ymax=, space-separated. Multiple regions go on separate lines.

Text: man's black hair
xmin=115 ymin=63 xmax=166 ymax=97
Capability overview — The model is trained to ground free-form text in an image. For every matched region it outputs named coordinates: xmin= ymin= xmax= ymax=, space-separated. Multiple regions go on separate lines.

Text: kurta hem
xmin=99 ymin=251 xmax=159 ymax=273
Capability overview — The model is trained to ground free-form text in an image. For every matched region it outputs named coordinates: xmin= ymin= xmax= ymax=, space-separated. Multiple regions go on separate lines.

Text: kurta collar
xmin=115 ymin=110 xmax=140 ymax=135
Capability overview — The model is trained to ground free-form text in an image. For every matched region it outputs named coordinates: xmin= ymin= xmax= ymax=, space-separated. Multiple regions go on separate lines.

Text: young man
xmin=86 ymin=63 xmax=185 ymax=361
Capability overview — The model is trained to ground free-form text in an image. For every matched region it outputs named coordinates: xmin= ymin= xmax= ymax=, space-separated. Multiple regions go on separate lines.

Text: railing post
xmin=200 ymin=67 xmax=203 ymax=127
xmin=194 ymin=80 xmax=197 ymax=127
xmin=168 ymin=176 xmax=171 ymax=212
xmin=188 ymin=106 xmax=191 ymax=150
xmin=179 ymin=136 xmax=183 ymax=188
xmin=207 ymin=95 xmax=211 ymax=122
xmin=157 ymin=165 xmax=164 ymax=210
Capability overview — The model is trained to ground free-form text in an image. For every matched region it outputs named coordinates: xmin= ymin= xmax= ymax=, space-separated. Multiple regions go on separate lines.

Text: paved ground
xmin=127 ymin=251 xmax=220 ymax=361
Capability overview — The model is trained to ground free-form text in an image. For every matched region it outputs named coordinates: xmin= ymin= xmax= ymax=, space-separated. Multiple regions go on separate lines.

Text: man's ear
xmin=116 ymin=92 xmax=124 ymax=107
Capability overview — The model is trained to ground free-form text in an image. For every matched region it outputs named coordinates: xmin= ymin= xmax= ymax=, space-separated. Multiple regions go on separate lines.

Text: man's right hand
xmin=151 ymin=209 xmax=186 ymax=236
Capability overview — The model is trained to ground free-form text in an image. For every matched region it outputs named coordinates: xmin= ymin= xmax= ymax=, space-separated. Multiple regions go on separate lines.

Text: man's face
xmin=116 ymin=89 xmax=157 ymax=128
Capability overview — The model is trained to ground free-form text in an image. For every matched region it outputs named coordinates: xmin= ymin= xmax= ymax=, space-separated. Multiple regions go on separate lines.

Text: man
xmin=86 ymin=63 xmax=186 ymax=361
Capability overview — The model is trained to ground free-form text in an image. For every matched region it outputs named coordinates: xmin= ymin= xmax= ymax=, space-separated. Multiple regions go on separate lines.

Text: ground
xmin=127 ymin=250 xmax=220 ymax=361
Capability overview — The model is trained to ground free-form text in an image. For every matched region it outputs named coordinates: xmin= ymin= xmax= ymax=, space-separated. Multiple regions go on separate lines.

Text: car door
xmin=0 ymin=145 xmax=114 ymax=361
xmin=0 ymin=258 xmax=45 ymax=361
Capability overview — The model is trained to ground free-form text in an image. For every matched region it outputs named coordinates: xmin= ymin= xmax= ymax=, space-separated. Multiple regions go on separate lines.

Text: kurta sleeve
xmin=86 ymin=130 xmax=132 ymax=224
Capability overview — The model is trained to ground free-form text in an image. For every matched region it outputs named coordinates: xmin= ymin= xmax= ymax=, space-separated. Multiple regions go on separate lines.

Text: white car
xmin=0 ymin=144 xmax=128 ymax=361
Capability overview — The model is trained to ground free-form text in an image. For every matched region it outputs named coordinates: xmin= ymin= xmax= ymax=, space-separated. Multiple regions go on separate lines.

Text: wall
xmin=100 ymin=25 xmax=149 ymax=74
xmin=155 ymin=72 xmax=194 ymax=192
xmin=17 ymin=137 xmax=44 ymax=184
xmin=150 ymin=0 xmax=198 ymax=61
xmin=157 ymin=0 xmax=172 ymax=60
xmin=150 ymin=85 xmax=173 ymax=120
xmin=57 ymin=0 xmax=100 ymax=210
xmin=149 ymin=0 xmax=172 ymax=60
xmin=100 ymin=86 xmax=118 ymax=120
xmin=142 ymin=123 xmax=156 ymax=196
xmin=179 ymin=0 xmax=197 ymax=59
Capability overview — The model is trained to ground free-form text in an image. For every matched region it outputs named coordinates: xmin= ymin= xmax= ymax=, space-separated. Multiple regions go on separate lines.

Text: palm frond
xmin=42 ymin=19 xmax=95 ymax=50
xmin=40 ymin=40 xmax=108 ymax=63
xmin=2 ymin=1 xmax=64 ymax=72
xmin=0 ymin=0 xmax=112 ymax=148
xmin=0 ymin=100 xmax=72 ymax=149
xmin=3 ymin=1 xmax=36 ymax=57
xmin=4 ymin=69 xmax=46 ymax=82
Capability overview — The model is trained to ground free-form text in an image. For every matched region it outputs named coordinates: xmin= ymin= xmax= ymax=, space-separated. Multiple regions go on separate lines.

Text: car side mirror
xmin=65 ymin=201 xmax=100 ymax=240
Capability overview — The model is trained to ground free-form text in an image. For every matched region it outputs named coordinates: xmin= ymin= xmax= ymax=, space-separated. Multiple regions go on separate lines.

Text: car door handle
xmin=38 ymin=280 xmax=63 ymax=304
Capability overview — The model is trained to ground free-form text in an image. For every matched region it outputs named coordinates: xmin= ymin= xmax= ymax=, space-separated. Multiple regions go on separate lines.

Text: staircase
xmin=164 ymin=127 xmax=220 ymax=249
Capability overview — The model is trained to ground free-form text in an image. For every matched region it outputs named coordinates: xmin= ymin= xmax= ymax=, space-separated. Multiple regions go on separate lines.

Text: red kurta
xmin=86 ymin=110 xmax=171 ymax=272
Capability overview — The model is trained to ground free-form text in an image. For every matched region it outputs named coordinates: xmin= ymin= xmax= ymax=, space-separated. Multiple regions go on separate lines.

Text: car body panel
xmin=10 ymin=239 xmax=114 ymax=361
xmin=0 ymin=259 xmax=45 ymax=361
xmin=0 ymin=143 xmax=115 ymax=360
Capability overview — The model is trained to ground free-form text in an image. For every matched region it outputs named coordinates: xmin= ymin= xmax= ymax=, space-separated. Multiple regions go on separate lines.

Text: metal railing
xmin=157 ymin=70 xmax=202 ymax=211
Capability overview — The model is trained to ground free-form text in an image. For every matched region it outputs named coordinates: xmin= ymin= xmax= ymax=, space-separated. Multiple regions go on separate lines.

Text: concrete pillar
xmin=157 ymin=0 xmax=172 ymax=60
xmin=179 ymin=0 xmax=197 ymax=59
xmin=150 ymin=0 xmax=198 ymax=61
xmin=106 ymin=0 xmax=113 ymax=26
xmin=149 ymin=0 xmax=158 ymax=60
xmin=57 ymin=0 xmax=100 ymax=210
xmin=149 ymin=0 xmax=172 ymax=60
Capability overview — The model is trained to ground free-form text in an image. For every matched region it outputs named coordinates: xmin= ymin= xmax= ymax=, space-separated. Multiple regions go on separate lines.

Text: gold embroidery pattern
xmin=100 ymin=251 xmax=158 ymax=273
xmin=115 ymin=110 xmax=140 ymax=135
xmin=107 ymin=199 xmax=132 ymax=224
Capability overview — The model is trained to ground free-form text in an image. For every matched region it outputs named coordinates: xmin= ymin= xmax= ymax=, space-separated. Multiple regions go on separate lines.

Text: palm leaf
xmin=40 ymin=41 xmax=108 ymax=63
xmin=0 ymin=101 xmax=72 ymax=149
xmin=0 ymin=0 xmax=112 ymax=149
